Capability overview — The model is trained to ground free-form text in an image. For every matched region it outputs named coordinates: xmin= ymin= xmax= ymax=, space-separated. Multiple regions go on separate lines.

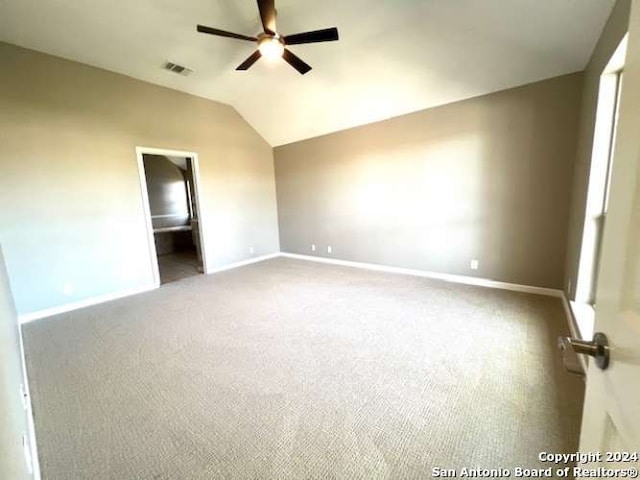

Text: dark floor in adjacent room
xmin=23 ymin=257 xmax=585 ymax=479
xmin=158 ymin=249 xmax=201 ymax=284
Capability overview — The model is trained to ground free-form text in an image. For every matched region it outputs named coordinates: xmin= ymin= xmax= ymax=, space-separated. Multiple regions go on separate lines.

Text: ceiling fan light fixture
xmin=196 ymin=0 xmax=339 ymax=74
xmin=258 ymin=36 xmax=285 ymax=60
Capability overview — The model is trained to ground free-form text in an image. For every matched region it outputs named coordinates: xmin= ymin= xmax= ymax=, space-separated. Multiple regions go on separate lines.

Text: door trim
xmin=135 ymin=146 xmax=210 ymax=286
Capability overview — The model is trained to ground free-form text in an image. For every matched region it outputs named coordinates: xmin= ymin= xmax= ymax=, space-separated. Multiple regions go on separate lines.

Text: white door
xmin=579 ymin=0 xmax=640 ymax=469
xmin=0 ymin=246 xmax=37 ymax=479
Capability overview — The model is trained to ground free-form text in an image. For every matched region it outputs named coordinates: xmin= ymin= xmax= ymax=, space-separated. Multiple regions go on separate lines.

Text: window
xmin=575 ymin=35 xmax=627 ymax=328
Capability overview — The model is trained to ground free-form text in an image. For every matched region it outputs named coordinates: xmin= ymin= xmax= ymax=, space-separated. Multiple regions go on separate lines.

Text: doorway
xmin=136 ymin=147 xmax=208 ymax=285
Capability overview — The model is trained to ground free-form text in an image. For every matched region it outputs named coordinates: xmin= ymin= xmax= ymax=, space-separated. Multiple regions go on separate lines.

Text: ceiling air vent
xmin=162 ymin=61 xmax=193 ymax=76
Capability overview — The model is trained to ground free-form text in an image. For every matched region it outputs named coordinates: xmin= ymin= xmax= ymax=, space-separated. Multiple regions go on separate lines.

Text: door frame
xmin=579 ymin=0 xmax=640 ymax=455
xmin=135 ymin=146 xmax=210 ymax=287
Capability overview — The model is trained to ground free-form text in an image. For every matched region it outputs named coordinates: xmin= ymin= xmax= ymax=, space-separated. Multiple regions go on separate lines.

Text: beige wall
xmin=274 ymin=73 xmax=583 ymax=289
xmin=0 ymin=42 xmax=280 ymax=315
xmin=564 ymin=0 xmax=631 ymax=299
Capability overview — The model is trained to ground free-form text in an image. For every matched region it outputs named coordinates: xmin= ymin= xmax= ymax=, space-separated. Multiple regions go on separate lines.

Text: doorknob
xmin=558 ymin=332 xmax=610 ymax=371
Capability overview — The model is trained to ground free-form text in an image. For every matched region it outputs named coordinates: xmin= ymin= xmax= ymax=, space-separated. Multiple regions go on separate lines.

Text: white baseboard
xmin=561 ymin=293 xmax=581 ymax=339
xmin=17 ymin=253 xmax=282 ymax=324
xmin=280 ymin=252 xmax=564 ymax=298
xmin=18 ymin=283 xmax=158 ymax=324
xmin=560 ymin=292 xmax=588 ymax=375
xmin=208 ymin=253 xmax=280 ymax=274
xmin=18 ymin=252 xmax=563 ymax=324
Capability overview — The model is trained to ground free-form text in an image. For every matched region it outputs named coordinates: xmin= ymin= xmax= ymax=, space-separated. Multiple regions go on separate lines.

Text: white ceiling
xmin=0 ymin=0 xmax=614 ymax=146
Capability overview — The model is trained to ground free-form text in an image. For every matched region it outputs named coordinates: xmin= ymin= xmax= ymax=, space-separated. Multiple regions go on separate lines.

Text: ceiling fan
xmin=196 ymin=0 xmax=339 ymax=75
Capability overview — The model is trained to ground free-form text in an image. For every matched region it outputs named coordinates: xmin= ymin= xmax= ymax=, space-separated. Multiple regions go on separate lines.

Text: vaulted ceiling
xmin=0 ymin=0 xmax=615 ymax=146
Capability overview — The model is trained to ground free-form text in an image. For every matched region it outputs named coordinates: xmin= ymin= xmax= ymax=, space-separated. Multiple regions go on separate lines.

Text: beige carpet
xmin=23 ymin=257 xmax=584 ymax=479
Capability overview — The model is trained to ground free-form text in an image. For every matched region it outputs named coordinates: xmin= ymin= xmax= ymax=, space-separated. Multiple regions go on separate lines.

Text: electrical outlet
xmin=327 ymin=246 xmax=332 ymax=254
xmin=63 ymin=282 xmax=74 ymax=295
xmin=311 ymin=244 xmax=316 ymax=252
xmin=249 ymin=247 xmax=254 ymax=254
xmin=470 ymin=259 xmax=479 ymax=270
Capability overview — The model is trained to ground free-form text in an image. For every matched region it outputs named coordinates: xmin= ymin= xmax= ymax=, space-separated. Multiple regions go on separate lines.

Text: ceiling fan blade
xmin=236 ymin=50 xmax=262 ymax=70
xmin=282 ymin=49 xmax=312 ymax=75
xmin=284 ymin=27 xmax=339 ymax=45
xmin=257 ymin=0 xmax=277 ymax=34
xmin=197 ymin=25 xmax=257 ymax=42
